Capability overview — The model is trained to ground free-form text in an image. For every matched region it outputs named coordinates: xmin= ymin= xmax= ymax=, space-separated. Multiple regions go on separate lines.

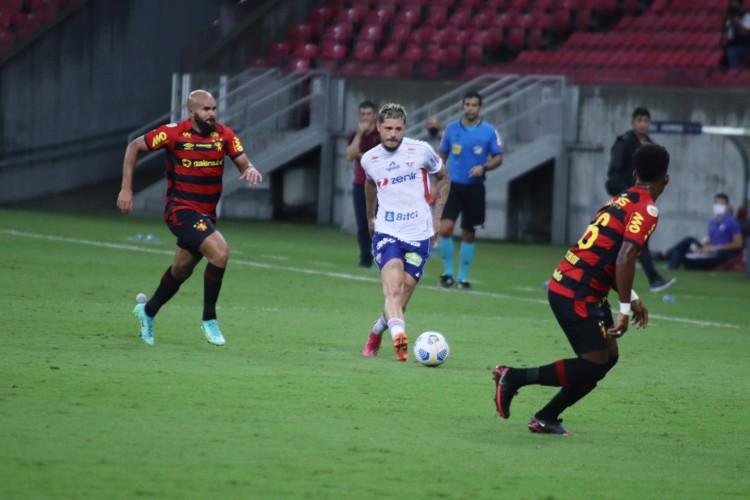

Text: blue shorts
xmin=371 ymin=232 xmax=431 ymax=282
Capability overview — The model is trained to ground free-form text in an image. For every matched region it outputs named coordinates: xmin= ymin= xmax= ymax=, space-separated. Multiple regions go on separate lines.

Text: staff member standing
xmin=437 ymin=91 xmax=503 ymax=290
xmin=606 ymin=107 xmax=674 ymax=293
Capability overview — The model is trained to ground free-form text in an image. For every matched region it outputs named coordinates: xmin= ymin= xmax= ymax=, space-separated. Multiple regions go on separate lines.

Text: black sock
xmin=509 ymin=358 xmax=607 ymax=388
xmin=535 ymin=355 xmax=620 ymax=420
xmin=145 ymin=266 xmax=183 ymax=317
xmin=203 ymin=263 xmax=225 ymax=321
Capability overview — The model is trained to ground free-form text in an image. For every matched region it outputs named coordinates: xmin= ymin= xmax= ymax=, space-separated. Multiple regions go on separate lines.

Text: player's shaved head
xmin=188 ymin=90 xmax=215 ymax=109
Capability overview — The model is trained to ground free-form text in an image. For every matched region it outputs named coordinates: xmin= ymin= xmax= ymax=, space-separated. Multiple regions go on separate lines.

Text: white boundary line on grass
xmin=3 ymin=228 xmax=744 ymax=330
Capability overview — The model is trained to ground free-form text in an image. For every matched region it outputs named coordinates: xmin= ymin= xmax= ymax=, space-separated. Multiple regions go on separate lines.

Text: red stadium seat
xmin=307 ymin=6 xmax=334 ymax=24
xmin=448 ymin=7 xmax=472 ymax=29
xmin=0 ymin=7 xmax=16 ymax=29
xmin=402 ymin=43 xmax=424 ymax=63
xmin=409 ymin=26 xmax=435 ymax=44
xmin=388 ymin=24 xmax=412 ymax=44
xmin=506 ymin=27 xmax=525 ymax=52
xmin=351 ymin=40 xmax=377 ymax=61
xmin=379 ymin=41 xmax=402 ymax=62
xmin=372 ymin=5 xmax=396 ymax=24
xmin=470 ymin=10 xmax=494 ymax=29
xmin=382 ymin=61 xmax=414 ymax=78
xmin=286 ymin=57 xmax=311 ymax=73
xmin=466 ymin=44 xmax=484 ymax=65
xmin=287 ymin=23 xmax=314 ymax=44
xmin=334 ymin=5 xmax=368 ymax=25
xmin=424 ymin=6 xmax=448 ymax=27
xmin=432 ymin=27 xmax=460 ymax=46
xmin=358 ymin=23 xmax=383 ymax=44
xmin=394 ymin=6 xmax=422 ymax=26
xmin=293 ymin=42 xmax=318 ymax=58
xmin=321 ymin=23 xmax=353 ymax=44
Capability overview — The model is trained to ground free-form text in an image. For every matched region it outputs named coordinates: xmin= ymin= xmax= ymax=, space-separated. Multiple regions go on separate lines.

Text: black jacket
xmin=605 ymin=130 xmax=653 ymax=196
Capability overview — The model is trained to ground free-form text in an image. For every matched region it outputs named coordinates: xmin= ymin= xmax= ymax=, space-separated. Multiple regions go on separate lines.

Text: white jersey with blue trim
xmin=361 ymin=137 xmax=443 ymax=241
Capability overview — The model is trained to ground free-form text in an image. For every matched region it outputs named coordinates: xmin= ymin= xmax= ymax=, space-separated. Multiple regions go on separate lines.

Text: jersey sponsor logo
xmin=181 ymin=159 xmax=224 ymax=168
xmin=385 ymin=210 xmax=419 ymax=222
xmin=390 ymin=171 xmax=418 ymax=184
xmin=473 ymin=145 xmax=484 ymax=155
xmin=375 ymin=236 xmax=396 ymax=250
xmin=377 ymin=178 xmax=389 ymax=188
xmin=183 ymin=143 xmax=195 ymax=150
xmin=647 ymin=204 xmax=658 ymax=217
xmin=195 ymin=143 xmax=214 ymax=149
xmin=404 ymin=252 xmax=423 ymax=267
xmin=408 ymin=147 xmax=417 ymax=152
xmin=564 ymin=250 xmax=580 ymax=265
xmin=193 ymin=219 xmax=208 ymax=232
xmin=232 ymin=136 xmax=244 ymax=153
xmin=386 ymin=161 xmax=400 ymax=172
xmin=452 ymin=144 xmax=462 ymax=155
xmin=628 ymin=212 xmax=645 ymax=233
xmin=151 ymin=131 xmax=168 ymax=149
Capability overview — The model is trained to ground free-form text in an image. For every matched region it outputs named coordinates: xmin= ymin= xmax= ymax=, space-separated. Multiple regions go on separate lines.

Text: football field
xmin=1 ymin=208 xmax=748 ymax=499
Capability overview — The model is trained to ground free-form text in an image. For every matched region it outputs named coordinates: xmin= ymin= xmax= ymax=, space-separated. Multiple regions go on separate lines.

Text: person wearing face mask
xmin=658 ymin=193 xmax=744 ymax=270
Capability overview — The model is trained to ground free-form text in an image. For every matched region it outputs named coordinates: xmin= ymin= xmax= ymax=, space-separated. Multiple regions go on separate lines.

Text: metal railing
xmin=405 ymin=74 xmax=566 ymax=149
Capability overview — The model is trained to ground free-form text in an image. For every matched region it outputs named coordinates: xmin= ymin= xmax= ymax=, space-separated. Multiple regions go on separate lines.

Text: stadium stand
xmin=0 ymin=0 xmax=78 ymax=56
xmin=245 ymin=0 xmax=744 ymax=87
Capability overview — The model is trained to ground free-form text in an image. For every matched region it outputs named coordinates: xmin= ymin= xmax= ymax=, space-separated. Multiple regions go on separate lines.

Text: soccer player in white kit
xmin=360 ymin=103 xmax=451 ymax=361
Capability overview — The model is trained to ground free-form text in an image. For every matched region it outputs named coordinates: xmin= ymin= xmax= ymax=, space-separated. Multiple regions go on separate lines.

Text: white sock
xmin=387 ymin=318 xmax=405 ymax=339
xmin=371 ymin=314 xmax=388 ymax=336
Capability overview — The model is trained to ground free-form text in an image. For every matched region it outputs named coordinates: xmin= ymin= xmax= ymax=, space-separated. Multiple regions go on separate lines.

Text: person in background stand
xmin=420 ymin=115 xmax=443 ymax=253
xmin=605 ymin=107 xmax=675 ymax=293
xmin=346 ymin=100 xmax=380 ymax=268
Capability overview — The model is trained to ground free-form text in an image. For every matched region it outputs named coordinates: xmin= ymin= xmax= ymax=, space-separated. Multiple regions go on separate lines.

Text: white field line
xmin=3 ymin=228 xmax=745 ymax=330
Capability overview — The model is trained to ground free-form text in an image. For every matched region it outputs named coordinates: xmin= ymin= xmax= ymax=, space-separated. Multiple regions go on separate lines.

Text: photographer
xmin=722 ymin=0 xmax=750 ymax=68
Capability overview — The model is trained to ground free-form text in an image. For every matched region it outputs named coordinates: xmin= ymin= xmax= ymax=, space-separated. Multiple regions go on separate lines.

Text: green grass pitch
xmin=1 ymin=208 xmax=749 ymax=499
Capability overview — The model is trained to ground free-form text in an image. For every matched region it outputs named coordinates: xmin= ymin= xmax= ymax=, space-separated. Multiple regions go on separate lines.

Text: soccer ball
xmin=413 ymin=332 xmax=450 ymax=367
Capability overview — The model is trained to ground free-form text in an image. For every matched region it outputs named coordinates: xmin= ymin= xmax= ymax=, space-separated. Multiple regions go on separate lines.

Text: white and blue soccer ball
xmin=413 ymin=332 xmax=450 ymax=367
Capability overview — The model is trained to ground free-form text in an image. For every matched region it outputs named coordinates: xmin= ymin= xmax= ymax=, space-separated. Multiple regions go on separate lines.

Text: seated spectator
xmin=721 ymin=0 xmax=750 ymax=69
xmin=658 ymin=193 xmax=744 ymax=270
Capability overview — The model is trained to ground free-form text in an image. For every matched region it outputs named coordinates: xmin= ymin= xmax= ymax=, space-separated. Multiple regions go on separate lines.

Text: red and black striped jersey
xmin=548 ymin=186 xmax=659 ymax=308
xmin=144 ymin=120 xmax=245 ymax=220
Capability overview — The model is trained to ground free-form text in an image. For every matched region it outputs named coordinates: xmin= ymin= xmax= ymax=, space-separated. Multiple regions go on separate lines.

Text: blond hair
xmin=378 ymin=103 xmax=407 ymax=124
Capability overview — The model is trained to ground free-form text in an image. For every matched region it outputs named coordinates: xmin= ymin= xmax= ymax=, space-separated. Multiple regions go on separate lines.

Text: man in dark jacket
xmin=606 ymin=107 xmax=675 ymax=293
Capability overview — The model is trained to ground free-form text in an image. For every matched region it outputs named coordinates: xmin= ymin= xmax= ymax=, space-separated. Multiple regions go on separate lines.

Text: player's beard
xmin=195 ymin=115 xmax=217 ymax=134
xmin=382 ymin=137 xmax=402 ymax=152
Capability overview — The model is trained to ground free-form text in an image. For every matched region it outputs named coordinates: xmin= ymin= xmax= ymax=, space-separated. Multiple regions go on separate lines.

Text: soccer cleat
xmin=201 ymin=319 xmax=226 ymax=346
xmin=493 ymin=365 xmax=517 ymax=419
xmin=362 ymin=332 xmax=382 ymax=357
xmin=392 ymin=332 xmax=409 ymax=362
xmin=438 ymin=274 xmax=455 ymax=288
xmin=456 ymin=280 xmax=472 ymax=290
xmin=133 ymin=303 xmax=155 ymax=346
xmin=649 ymin=277 xmax=676 ymax=293
xmin=528 ymin=415 xmax=573 ymax=436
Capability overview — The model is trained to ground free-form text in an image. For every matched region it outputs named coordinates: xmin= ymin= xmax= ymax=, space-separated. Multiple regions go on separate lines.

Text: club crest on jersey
xmin=647 ymin=205 xmax=658 ymax=217
xmin=194 ymin=219 xmax=208 ymax=232
xmin=473 ymin=145 xmax=484 ymax=155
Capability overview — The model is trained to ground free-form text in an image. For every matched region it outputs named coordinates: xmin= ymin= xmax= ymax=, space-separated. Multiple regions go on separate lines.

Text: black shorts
xmin=548 ymin=290 xmax=614 ymax=355
xmin=165 ymin=208 xmax=217 ymax=260
xmin=442 ymin=183 xmax=485 ymax=231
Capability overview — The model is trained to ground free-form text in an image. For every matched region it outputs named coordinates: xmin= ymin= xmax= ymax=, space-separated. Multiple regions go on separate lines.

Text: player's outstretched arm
xmin=117 ymin=136 xmax=149 ymax=214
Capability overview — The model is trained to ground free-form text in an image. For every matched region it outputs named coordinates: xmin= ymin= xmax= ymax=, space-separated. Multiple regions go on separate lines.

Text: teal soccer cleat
xmin=133 ymin=303 xmax=155 ymax=345
xmin=201 ymin=319 xmax=226 ymax=346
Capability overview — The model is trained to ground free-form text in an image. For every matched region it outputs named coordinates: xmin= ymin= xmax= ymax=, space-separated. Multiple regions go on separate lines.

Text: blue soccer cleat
xmin=201 ymin=319 xmax=226 ymax=346
xmin=133 ymin=303 xmax=155 ymax=345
